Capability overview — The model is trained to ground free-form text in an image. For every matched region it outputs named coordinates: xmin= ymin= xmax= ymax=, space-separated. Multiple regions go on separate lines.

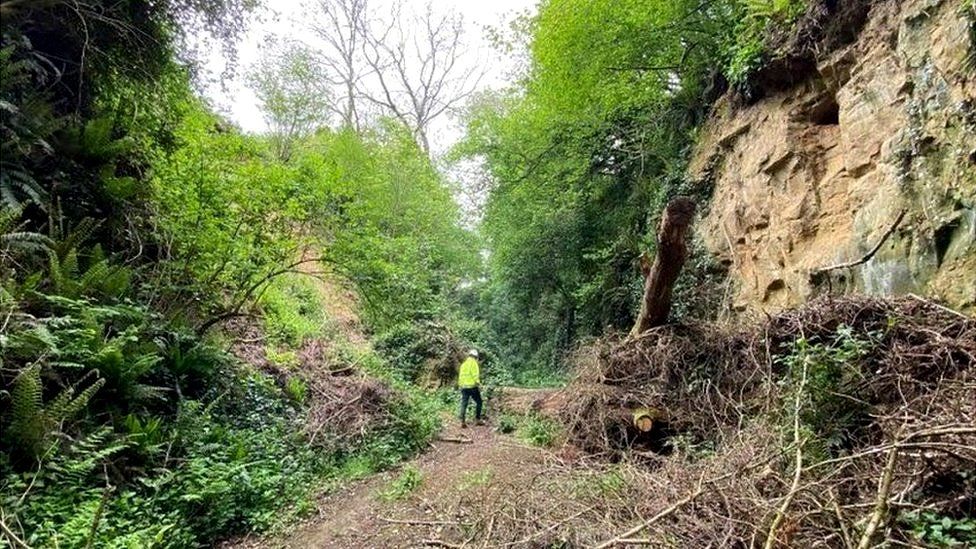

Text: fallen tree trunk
xmin=630 ymin=197 xmax=697 ymax=336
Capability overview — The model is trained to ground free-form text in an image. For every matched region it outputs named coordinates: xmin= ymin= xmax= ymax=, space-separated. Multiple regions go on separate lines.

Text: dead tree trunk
xmin=630 ymin=197 xmax=697 ymax=336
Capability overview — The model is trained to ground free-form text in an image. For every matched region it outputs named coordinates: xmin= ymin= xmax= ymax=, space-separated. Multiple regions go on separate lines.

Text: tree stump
xmin=630 ymin=197 xmax=697 ymax=336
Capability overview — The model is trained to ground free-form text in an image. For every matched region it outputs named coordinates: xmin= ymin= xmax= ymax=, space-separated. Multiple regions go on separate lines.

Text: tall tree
xmin=360 ymin=2 xmax=483 ymax=154
xmin=249 ymin=42 xmax=334 ymax=161
xmin=308 ymin=0 xmax=369 ymax=130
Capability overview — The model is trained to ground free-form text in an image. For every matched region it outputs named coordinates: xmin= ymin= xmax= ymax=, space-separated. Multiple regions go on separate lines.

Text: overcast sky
xmin=201 ymin=0 xmax=535 ymax=157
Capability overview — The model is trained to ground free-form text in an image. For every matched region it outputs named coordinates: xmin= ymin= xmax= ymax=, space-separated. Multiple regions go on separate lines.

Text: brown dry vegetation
xmin=231 ymin=295 xmax=974 ymax=548
xmin=224 ymin=272 xmax=400 ymax=452
xmin=544 ymin=295 xmax=975 ymax=547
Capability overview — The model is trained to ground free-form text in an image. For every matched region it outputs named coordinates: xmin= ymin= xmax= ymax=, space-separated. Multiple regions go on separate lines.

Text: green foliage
xmin=259 ymin=274 xmax=327 ymax=346
xmin=295 ymin=126 xmax=479 ymax=332
xmin=496 ymin=412 xmax=561 ymax=447
xmin=518 ymin=413 xmax=561 ymax=447
xmin=570 ymin=466 xmax=626 ymax=498
xmin=726 ymin=0 xmax=807 ymax=88
xmin=496 ymin=414 xmax=518 ymax=434
xmin=379 ymin=464 xmax=423 ymax=501
xmin=900 ymin=509 xmax=976 ymax=547
xmin=373 ymin=320 xmax=475 ymax=383
xmin=4 ymin=365 xmax=106 ymax=460
xmin=777 ymin=325 xmax=878 ymax=455
xmin=458 ymin=0 xmax=810 ymax=377
xmin=0 ymin=43 xmax=55 ymax=210
xmin=284 ymin=377 xmax=309 ymax=404
xmin=457 ymin=467 xmax=494 ymax=491
xmin=149 ymin=103 xmax=321 ymax=326
xmin=249 ymin=42 xmax=334 ymax=161
xmin=2 ymin=399 xmax=326 ymax=548
xmin=2 ymin=1 xmax=468 ymax=547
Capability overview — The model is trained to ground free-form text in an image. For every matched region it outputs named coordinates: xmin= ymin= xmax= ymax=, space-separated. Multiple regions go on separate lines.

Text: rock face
xmin=692 ymin=0 xmax=976 ymax=315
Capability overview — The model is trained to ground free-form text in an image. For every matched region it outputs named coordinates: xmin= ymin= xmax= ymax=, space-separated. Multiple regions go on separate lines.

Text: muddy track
xmin=227 ymin=393 xmax=555 ymax=548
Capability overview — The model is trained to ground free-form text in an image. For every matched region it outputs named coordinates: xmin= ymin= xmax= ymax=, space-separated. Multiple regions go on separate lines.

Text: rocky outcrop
xmin=692 ymin=0 xmax=976 ymax=315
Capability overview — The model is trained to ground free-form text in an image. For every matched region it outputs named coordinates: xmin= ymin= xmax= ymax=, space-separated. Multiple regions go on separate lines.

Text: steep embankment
xmin=693 ymin=0 xmax=976 ymax=315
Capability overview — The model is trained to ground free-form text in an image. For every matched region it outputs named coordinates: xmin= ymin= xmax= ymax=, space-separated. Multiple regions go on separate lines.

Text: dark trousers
xmin=459 ymin=387 xmax=483 ymax=423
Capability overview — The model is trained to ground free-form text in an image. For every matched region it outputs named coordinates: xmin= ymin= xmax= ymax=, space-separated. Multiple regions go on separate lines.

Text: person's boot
xmin=460 ymin=421 xmax=467 ymax=429
xmin=475 ymin=419 xmax=485 ymax=426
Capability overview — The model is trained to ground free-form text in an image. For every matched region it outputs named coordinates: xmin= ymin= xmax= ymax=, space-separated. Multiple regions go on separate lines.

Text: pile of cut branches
xmin=226 ymin=318 xmax=397 ymax=450
xmin=290 ymin=296 xmax=974 ymax=547
xmin=539 ymin=295 xmax=975 ymax=547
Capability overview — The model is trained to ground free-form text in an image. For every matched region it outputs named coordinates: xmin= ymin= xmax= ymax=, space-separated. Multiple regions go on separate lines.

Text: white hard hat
xmin=468 ymin=349 xmax=479 ymax=357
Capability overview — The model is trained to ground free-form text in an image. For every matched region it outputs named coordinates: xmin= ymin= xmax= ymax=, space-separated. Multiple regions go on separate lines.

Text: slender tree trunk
xmin=630 ymin=197 xmax=697 ymax=336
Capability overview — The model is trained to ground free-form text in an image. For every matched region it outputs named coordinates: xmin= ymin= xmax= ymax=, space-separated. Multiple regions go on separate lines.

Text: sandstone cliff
xmin=692 ymin=0 xmax=975 ymax=315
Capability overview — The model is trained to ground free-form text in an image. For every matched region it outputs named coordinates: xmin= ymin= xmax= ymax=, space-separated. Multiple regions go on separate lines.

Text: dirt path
xmin=231 ymin=409 xmax=551 ymax=548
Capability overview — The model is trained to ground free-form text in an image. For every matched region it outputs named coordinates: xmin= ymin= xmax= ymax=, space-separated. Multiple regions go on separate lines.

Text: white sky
xmin=201 ymin=0 xmax=535 ymax=157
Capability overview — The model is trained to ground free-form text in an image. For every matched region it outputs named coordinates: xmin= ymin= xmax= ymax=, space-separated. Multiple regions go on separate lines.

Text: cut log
xmin=630 ymin=197 xmax=697 ymax=336
xmin=631 ymin=407 xmax=662 ymax=433
xmin=633 ymin=413 xmax=654 ymax=433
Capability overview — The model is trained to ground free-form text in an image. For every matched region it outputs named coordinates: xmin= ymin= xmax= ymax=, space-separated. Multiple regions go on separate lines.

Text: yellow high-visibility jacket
xmin=458 ymin=357 xmax=480 ymax=388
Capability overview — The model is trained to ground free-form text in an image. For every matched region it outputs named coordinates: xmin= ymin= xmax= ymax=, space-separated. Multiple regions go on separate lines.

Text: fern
xmin=0 ymin=167 xmax=46 ymax=209
xmin=2 ymin=230 xmax=53 ymax=250
xmin=0 ymin=206 xmax=52 ymax=271
xmin=0 ymin=42 xmax=58 ymax=211
xmin=6 ymin=364 xmax=45 ymax=457
xmin=3 ymin=365 xmax=106 ymax=460
xmin=77 ymin=258 xmax=132 ymax=299
xmin=0 ymin=204 xmax=25 ymax=233
xmin=49 ymin=378 xmax=107 ymax=427
xmin=740 ymin=0 xmax=804 ymax=20
xmin=49 ymin=217 xmax=101 ymax=262
xmin=48 ymin=426 xmax=127 ymax=482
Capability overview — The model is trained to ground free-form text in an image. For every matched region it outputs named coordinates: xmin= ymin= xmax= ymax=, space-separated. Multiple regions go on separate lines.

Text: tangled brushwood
xmin=546 ymin=295 xmax=976 ymax=547
xmin=357 ymin=296 xmax=973 ymax=547
xmin=352 ymin=297 xmax=973 ymax=547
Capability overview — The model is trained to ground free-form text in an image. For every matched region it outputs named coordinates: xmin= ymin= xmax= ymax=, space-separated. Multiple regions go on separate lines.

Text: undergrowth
xmin=379 ymin=464 xmax=423 ymax=501
xmin=496 ymin=412 xmax=561 ymax=447
xmin=0 ymin=217 xmax=442 ymax=547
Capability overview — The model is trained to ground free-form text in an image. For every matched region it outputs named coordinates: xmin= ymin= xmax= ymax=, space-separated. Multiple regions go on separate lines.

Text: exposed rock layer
xmin=693 ymin=0 xmax=976 ymax=315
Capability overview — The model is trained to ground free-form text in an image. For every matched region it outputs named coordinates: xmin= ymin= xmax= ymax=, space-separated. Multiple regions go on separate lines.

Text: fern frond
xmin=78 ymin=259 xmax=111 ymax=296
xmin=58 ymin=377 xmax=106 ymax=420
xmin=1 ymin=231 xmax=55 ymax=252
xmin=6 ymin=364 xmax=45 ymax=455
xmin=62 ymin=247 xmax=80 ymax=281
xmin=0 ymin=168 xmax=47 ymax=210
xmin=0 ymin=204 xmax=26 ymax=234
xmin=53 ymin=218 xmax=101 ymax=260
xmin=100 ymin=266 xmax=132 ymax=298
xmin=48 ymin=249 xmax=65 ymax=295
xmin=48 ymin=426 xmax=126 ymax=482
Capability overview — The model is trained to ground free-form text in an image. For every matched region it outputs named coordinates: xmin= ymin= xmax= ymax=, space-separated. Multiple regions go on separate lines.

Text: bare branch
xmin=357 ymin=1 xmax=484 ymax=155
xmin=307 ymin=0 xmax=369 ymax=130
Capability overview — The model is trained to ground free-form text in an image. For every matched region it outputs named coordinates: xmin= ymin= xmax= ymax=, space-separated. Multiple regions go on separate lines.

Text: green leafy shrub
xmin=3 ymin=365 xmax=106 ymax=460
xmin=726 ymin=0 xmax=808 ymax=89
xmin=260 ymin=274 xmax=327 ymax=346
xmin=494 ymin=411 xmax=561 ymax=446
xmin=379 ymin=464 xmax=423 ymax=501
xmin=516 ymin=413 xmax=561 ymax=447
xmin=2 ymin=377 xmax=332 ymax=548
xmin=284 ymin=377 xmax=308 ymax=404
xmin=900 ymin=510 xmax=976 ymax=547
xmin=496 ymin=414 xmax=518 ymax=434
xmin=777 ymin=324 xmax=878 ymax=456
xmin=374 ymin=320 xmax=466 ymax=383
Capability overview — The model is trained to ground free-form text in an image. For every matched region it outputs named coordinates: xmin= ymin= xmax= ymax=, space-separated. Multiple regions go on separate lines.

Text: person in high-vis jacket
xmin=458 ymin=349 xmax=483 ymax=428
